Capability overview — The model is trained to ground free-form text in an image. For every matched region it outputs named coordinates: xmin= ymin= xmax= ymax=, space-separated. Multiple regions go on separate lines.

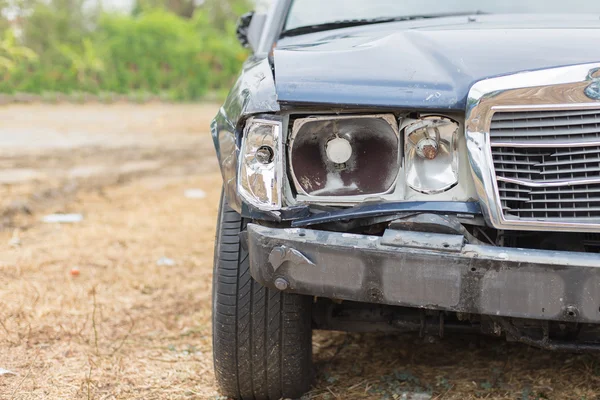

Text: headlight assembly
xmin=404 ymin=116 xmax=459 ymax=194
xmin=289 ymin=114 xmax=400 ymax=199
xmin=238 ymin=118 xmax=283 ymax=210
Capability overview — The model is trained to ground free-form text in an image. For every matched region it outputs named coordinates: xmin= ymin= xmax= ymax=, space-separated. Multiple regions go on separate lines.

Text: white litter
xmin=0 ymin=368 xmax=16 ymax=376
xmin=8 ymin=230 xmax=21 ymax=247
xmin=42 ymin=214 xmax=84 ymax=224
xmin=156 ymin=257 xmax=176 ymax=267
xmin=184 ymin=189 xmax=206 ymax=199
xmin=403 ymin=393 xmax=432 ymax=400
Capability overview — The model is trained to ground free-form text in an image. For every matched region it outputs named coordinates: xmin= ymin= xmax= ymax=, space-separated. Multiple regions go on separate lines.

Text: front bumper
xmin=247 ymin=224 xmax=600 ymax=324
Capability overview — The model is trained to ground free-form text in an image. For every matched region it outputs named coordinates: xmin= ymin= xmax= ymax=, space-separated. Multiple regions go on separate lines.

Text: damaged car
xmin=211 ymin=0 xmax=600 ymax=398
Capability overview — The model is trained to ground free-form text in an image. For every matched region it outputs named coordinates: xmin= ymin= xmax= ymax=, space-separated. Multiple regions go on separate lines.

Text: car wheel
xmin=212 ymin=192 xmax=313 ymax=400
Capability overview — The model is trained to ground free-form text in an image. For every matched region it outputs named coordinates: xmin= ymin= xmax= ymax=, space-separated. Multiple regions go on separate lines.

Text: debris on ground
xmin=8 ymin=230 xmax=21 ymax=247
xmin=156 ymin=257 xmax=176 ymax=266
xmin=70 ymin=267 xmax=81 ymax=277
xmin=401 ymin=393 xmax=432 ymax=400
xmin=42 ymin=213 xmax=84 ymax=223
xmin=184 ymin=189 xmax=207 ymax=199
xmin=0 ymin=368 xmax=16 ymax=376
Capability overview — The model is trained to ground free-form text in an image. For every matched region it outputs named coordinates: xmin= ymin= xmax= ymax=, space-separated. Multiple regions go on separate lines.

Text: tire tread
xmin=212 ymin=192 xmax=311 ymax=400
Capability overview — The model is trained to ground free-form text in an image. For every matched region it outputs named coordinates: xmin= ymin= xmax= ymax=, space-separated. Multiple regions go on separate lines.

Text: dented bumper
xmin=247 ymin=224 xmax=600 ymax=323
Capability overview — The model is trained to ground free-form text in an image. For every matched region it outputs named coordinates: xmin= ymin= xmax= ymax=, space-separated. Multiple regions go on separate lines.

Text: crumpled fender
xmin=211 ymin=56 xmax=280 ymax=213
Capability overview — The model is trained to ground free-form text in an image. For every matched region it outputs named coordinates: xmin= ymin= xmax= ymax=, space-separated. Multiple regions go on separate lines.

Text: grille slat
xmin=551 ymin=148 xmax=600 ymax=157
xmin=491 ymin=108 xmax=600 ymax=221
xmin=538 ymin=157 xmax=600 ymax=167
xmin=539 ymin=166 xmax=600 ymax=175
xmin=492 ymin=137 xmax=600 ymax=147
xmin=492 ymin=109 xmax=600 ymax=121
xmin=494 ymin=159 xmax=539 ymax=166
xmin=501 ymin=187 xmax=532 ymax=193
xmin=526 ymin=198 xmax=600 ymax=204
xmin=491 ymin=114 xmax=600 ymax=129
xmin=495 ymin=166 xmax=541 ymax=174
xmin=493 ymin=150 xmax=553 ymax=156
xmin=533 ymin=187 xmax=600 ymax=195
xmin=511 ymin=207 xmax=600 ymax=213
xmin=491 ymin=124 xmax=600 ymax=139
xmin=500 ymin=195 xmax=531 ymax=202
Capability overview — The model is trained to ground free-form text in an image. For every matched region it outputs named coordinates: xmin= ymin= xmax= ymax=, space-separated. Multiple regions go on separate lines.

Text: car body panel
xmin=211 ymin=57 xmax=279 ymax=213
xmin=274 ymin=15 xmax=600 ymax=110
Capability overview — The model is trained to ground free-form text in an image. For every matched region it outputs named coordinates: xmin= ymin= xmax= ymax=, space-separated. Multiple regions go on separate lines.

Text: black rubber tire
xmin=212 ymin=192 xmax=313 ymax=400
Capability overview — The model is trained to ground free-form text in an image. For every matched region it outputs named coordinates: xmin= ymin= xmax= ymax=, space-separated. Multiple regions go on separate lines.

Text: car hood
xmin=274 ymin=15 xmax=600 ymax=111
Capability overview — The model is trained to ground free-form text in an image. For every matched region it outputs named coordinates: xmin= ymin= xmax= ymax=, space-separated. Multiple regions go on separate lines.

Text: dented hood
xmin=273 ymin=15 xmax=600 ymax=110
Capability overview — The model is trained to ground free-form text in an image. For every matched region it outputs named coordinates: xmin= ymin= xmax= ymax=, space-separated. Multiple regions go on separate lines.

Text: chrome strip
xmin=552 ymin=148 xmax=600 ymax=157
xmin=497 ymin=176 xmax=600 ymax=188
xmin=466 ymin=63 xmax=600 ymax=233
xmin=491 ymin=139 xmax=600 ymax=148
xmin=537 ymin=158 xmax=600 ymax=167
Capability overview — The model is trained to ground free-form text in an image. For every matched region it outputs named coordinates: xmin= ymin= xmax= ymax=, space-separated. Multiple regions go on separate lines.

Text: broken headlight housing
xmin=404 ymin=116 xmax=459 ymax=194
xmin=238 ymin=118 xmax=283 ymax=210
xmin=289 ymin=114 xmax=400 ymax=200
xmin=238 ymin=113 xmax=466 ymax=211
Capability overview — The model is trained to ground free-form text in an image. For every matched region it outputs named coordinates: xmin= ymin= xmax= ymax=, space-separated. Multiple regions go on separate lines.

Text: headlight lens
xmin=238 ymin=118 xmax=283 ymax=210
xmin=405 ymin=116 xmax=459 ymax=194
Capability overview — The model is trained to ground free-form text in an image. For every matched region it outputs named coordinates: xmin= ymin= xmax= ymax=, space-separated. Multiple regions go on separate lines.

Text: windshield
xmin=285 ymin=0 xmax=600 ymax=30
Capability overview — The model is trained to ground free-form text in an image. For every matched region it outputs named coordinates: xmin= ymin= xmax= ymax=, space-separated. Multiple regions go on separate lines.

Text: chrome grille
xmin=491 ymin=109 xmax=600 ymax=221
xmin=491 ymin=109 xmax=600 ymax=144
xmin=493 ymin=146 xmax=600 ymax=182
xmin=497 ymin=181 xmax=600 ymax=219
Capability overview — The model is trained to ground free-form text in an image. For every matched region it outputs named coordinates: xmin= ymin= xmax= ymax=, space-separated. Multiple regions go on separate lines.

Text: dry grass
xmin=0 ymin=104 xmax=599 ymax=400
xmin=0 ymin=173 xmax=223 ymax=399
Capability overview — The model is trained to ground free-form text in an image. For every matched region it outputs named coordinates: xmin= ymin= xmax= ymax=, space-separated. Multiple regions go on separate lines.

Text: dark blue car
xmin=211 ymin=1 xmax=600 ymax=398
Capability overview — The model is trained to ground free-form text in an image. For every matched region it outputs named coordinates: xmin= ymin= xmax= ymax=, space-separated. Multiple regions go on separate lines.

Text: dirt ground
xmin=0 ymin=104 xmax=599 ymax=400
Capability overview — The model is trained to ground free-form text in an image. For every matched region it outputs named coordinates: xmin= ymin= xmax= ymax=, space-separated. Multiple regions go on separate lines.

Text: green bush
xmin=0 ymin=3 xmax=249 ymax=101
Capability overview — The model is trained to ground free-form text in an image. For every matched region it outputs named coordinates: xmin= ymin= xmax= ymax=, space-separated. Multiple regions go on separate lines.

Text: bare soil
xmin=0 ymin=104 xmax=598 ymax=400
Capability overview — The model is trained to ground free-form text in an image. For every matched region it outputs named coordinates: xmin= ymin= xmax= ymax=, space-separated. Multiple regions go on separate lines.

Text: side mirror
xmin=236 ymin=12 xmax=255 ymax=49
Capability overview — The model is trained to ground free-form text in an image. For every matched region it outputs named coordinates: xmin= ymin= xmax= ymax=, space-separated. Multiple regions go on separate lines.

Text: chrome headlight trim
xmin=466 ymin=63 xmax=600 ymax=233
xmin=238 ymin=117 xmax=284 ymax=211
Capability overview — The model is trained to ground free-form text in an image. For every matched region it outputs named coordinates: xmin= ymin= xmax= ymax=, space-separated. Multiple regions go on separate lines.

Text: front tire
xmin=212 ymin=193 xmax=312 ymax=400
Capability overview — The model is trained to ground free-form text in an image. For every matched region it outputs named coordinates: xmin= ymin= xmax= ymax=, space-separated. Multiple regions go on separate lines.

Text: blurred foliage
xmin=0 ymin=30 xmax=37 ymax=72
xmin=133 ymin=0 xmax=197 ymax=18
xmin=0 ymin=0 xmax=251 ymax=100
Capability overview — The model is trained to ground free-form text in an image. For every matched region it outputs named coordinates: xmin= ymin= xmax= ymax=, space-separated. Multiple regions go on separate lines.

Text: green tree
xmin=133 ymin=0 xmax=197 ymax=18
xmin=58 ymin=38 xmax=104 ymax=87
xmin=1 ymin=0 xmax=253 ymax=99
xmin=0 ymin=1 xmax=9 ymax=32
xmin=21 ymin=0 xmax=91 ymax=53
xmin=133 ymin=0 xmax=251 ymax=21
xmin=200 ymin=0 xmax=251 ymax=31
xmin=0 ymin=29 xmax=37 ymax=72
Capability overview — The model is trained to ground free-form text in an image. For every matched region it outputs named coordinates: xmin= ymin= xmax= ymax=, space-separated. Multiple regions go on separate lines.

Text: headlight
xmin=289 ymin=114 xmax=400 ymax=198
xmin=238 ymin=118 xmax=283 ymax=210
xmin=404 ymin=116 xmax=459 ymax=194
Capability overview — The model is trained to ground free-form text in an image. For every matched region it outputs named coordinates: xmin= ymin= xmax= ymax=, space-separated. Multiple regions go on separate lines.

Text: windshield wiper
xmin=280 ymin=11 xmax=487 ymax=38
